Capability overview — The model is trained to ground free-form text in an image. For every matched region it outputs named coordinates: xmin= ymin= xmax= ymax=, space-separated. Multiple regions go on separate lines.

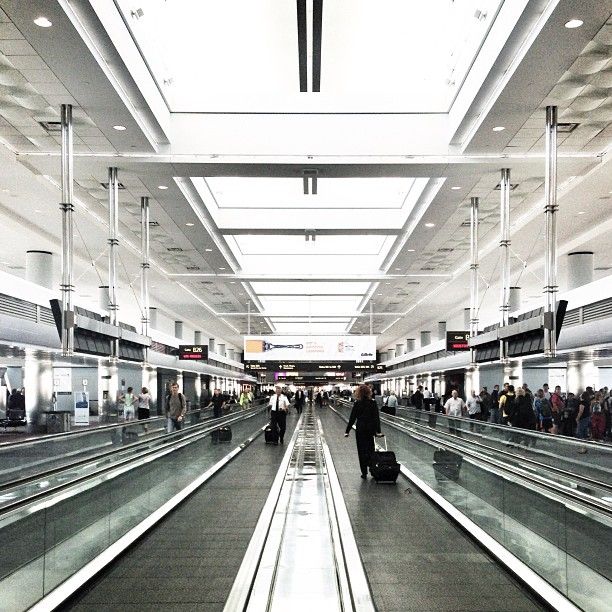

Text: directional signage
xmin=245 ymin=361 xmax=377 ymax=372
xmin=446 ymin=331 xmax=470 ymax=351
xmin=178 ymin=345 xmax=209 ymax=361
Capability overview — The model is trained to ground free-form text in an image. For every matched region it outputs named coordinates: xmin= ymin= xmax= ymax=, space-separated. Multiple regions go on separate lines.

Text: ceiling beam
xmin=219 ymin=228 xmax=402 ymax=235
xmin=168 ymin=273 xmax=450 ymax=281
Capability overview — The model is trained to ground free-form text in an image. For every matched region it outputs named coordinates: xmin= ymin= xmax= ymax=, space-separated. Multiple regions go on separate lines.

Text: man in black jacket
xmin=412 ymin=385 xmax=424 ymax=410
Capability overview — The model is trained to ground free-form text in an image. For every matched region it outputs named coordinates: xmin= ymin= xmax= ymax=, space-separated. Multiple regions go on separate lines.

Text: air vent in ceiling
xmin=149 ymin=221 xmax=160 ymax=227
xmin=100 ymin=181 xmax=126 ymax=190
xmin=200 ymin=281 xmax=213 ymax=285
xmin=420 ymin=267 xmax=435 ymax=271
xmin=406 ymin=281 xmax=420 ymax=285
xmin=38 ymin=120 xmax=62 ymax=133
xmin=438 ymin=247 xmax=454 ymax=252
xmin=460 ymin=220 xmax=482 ymax=227
xmin=494 ymin=183 xmax=519 ymax=191
xmin=186 ymin=266 xmax=201 ymax=271
xmin=167 ymin=247 xmax=183 ymax=252
xmin=557 ymin=122 xmax=579 ymax=133
xmin=595 ymin=266 xmax=611 ymax=271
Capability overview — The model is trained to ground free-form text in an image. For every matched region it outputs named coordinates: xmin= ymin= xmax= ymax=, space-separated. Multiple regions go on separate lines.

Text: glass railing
xmin=332 ymin=400 xmax=612 ymax=612
xmin=0 ymin=407 xmax=269 ymax=612
xmin=0 ymin=400 xmax=266 ymax=487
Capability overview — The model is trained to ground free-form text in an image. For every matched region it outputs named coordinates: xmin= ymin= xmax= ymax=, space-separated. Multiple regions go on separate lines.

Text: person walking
xmin=412 ymin=385 xmax=424 ymax=410
xmin=444 ymin=390 xmax=466 ymax=436
xmin=123 ymin=387 xmax=136 ymax=421
xmin=268 ymin=386 xmax=290 ymax=444
xmin=239 ymin=389 xmax=251 ymax=410
xmin=294 ymin=387 xmax=305 ymax=415
xmin=344 ymin=384 xmax=384 ymax=479
xmin=165 ymin=382 xmax=186 ymax=432
xmin=137 ymin=387 xmax=151 ymax=420
xmin=208 ymin=388 xmax=226 ymax=418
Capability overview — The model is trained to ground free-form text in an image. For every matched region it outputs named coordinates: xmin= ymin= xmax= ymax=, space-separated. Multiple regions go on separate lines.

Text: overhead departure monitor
xmin=446 ymin=331 xmax=470 ymax=351
xmin=178 ymin=345 xmax=209 ymax=360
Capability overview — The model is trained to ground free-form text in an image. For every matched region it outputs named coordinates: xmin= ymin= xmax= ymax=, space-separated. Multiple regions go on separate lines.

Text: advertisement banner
xmin=244 ymin=335 xmax=376 ymax=362
xmin=74 ymin=390 xmax=90 ymax=426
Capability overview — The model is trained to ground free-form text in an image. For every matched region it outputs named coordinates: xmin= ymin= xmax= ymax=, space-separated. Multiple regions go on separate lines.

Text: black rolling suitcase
xmin=211 ymin=426 xmax=232 ymax=443
xmin=264 ymin=423 xmax=278 ymax=444
xmin=433 ymin=448 xmax=462 ymax=481
xmin=369 ymin=437 xmax=400 ymax=483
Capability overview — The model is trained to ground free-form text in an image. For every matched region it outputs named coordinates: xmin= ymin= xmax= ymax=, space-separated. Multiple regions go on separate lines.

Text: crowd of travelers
xmin=403 ymin=383 xmax=611 ymax=442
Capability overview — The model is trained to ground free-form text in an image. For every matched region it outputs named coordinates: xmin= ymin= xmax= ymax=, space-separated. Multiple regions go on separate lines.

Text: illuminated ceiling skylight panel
xmin=251 ymin=282 xmax=370 ymax=295
xmin=260 ymin=295 xmax=362 ymax=316
xmin=238 ymin=254 xmax=384 ymax=275
xmin=272 ymin=322 xmax=351 ymax=334
xmin=233 ymin=234 xmax=389 ymax=256
xmin=203 ymin=177 xmax=416 ymax=208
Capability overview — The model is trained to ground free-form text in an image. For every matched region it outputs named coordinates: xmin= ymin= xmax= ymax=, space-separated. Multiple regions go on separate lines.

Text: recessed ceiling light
xmin=205 ymin=248 xmax=213 ymax=252
xmin=564 ymin=19 xmax=583 ymax=29
xmin=451 ymin=186 xmax=461 ymax=190
xmin=34 ymin=209 xmax=43 ymax=213
xmin=424 ymin=223 xmax=435 ymax=228
xmin=492 ymin=126 xmax=505 ymax=132
xmin=230 ymin=281 xmax=236 ymax=284
xmin=219 ymin=267 xmax=226 ymax=270
xmin=407 ymin=249 xmax=415 ymax=252
xmin=158 ymin=185 xmax=168 ymax=190
xmin=34 ymin=16 xmax=52 ymax=27
xmin=377 ymin=293 xmax=382 ymax=296
xmin=113 ymin=125 xmax=126 ymax=131
xmin=395 ymin=267 xmax=401 ymax=270
xmin=185 ymin=222 xmax=194 ymax=227
xmin=577 ymin=211 xmax=585 ymax=215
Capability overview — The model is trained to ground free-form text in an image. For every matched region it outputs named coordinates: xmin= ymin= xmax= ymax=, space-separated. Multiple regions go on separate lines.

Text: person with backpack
xmin=499 ymin=384 xmax=516 ymax=425
xmin=479 ymin=387 xmax=492 ymax=422
xmin=534 ymin=388 xmax=554 ymax=433
xmin=165 ymin=382 xmax=186 ymax=432
xmin=576 ymin=388 xmax=593 ymax=440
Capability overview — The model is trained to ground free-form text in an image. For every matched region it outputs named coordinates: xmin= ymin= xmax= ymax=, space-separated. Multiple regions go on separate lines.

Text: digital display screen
xmin=178 ymin=345 xmax=209 ymax=360
xmin=446 ymin=331 xmax=470 ymax=351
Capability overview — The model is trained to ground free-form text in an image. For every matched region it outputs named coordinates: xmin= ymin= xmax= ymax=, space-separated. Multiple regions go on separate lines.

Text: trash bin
xmin=45 ymin=411 xmax=71 ymax=434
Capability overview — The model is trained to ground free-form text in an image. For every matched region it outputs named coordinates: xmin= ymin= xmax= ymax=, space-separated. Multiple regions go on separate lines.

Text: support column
xmin=175 ymin=320 xmax=183 ymax=340
xmin=140 ymin=197 xmax=150 ymax=337
xmin=567 ymin=252 xmax=593 ymax=290
xmin=463 ymin=308 xmax=470 ymax=330
xmin=142 ymin=365 xmax=157 ymax=414
xmin=420 ymin=331 xmax=431 ymax=347
xmin=99 ymin=360 xmax=118 ymax=421
xmin=108 ymin=167 xmax=119 ymax=361
xmin=26 ymin=250 xmax=53 ymax=289
xmin=406 ymin=339 xmax=415 ymax=353
xmin=509 ymin=286 xmax=522 ymax=313
xmin=387 ymin=348 xmax=396 ymax=360
xmin=60 ymin=104 xmax=74 ymax=356
xmin=437 ymin=321 xmax=446 ymax=342
xmin=247 ymin=300 xmax=251 ymax=335
xmin=209 ymin=338 xmax=216 ymax=353
xmin=24 ymin=352 xmax=53 ymax=432
xmin=98 ymin=285 xmax=109 ymax=313
xmin=499 ymin=168 xmax=511 ymax=363
xmin=469 ymin=196 xmax=479 ymax=367
xmin=218 ymin=343 xmax=226 ymax=357
xmin=228 ymin=348 xmax=235 ymax=361
xmin=544 ymin=105 xmax=558 ymax=358
xmin=395 ymin=343 xmax=404 ymax=357
xmin=175 ymin=371 xmax=184 ymax=393
xmin=379 ymin=351 xmax=387 ymax=363
xmin=369 ymin=300 xmax=373 ymax=335
xmin=194 ymin=331 xmax=202 ymax=345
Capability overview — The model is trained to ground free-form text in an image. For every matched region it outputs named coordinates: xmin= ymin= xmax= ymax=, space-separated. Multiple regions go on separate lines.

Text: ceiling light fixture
xmin=492 ymin=126 xmax=505 ymax=132
xmin=205 ymin=248 xmax=213 ymax=252
xmin=158 ymin=185 xmax=168 ymax=190
xmin=185 ymin=222 xmax=194 ymax=227
xmin=564 ymin=19 xmax=583 ymax=29
xmin=425 ymin=223 xmax=435 ymax=228
xmin=577 ymin=211 xmax=585 ymax=215
xmin=407 ymin=249 xmax=415 ymax=252
xmin=34 ymin=16 xmax=52 ymax=27
xmin=113 ymin=125 xmax=126 ymax=131
xmin=451 ymin=186 xmax=461 ymax=190
xmin=219 ymin=267 xmax=226 ymax=270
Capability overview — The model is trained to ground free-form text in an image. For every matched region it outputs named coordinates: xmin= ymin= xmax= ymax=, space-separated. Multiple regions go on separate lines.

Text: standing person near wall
xmin=489 ymin=384 xmax=501 ymax=424
xmin=344 ymin=384 xmax=384 ymax=479
xmin=137 ymin=387 xmax=151 ymax=420
xmin=123 ymin=387 xmax=136 ymax=421
xmin=239 ymin=388 xmax=250 ymax=410
xmin=165 ymin=382 xmax=186 ymax=432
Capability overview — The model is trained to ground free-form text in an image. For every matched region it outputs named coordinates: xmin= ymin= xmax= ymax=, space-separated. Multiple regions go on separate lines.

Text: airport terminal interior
xmin=0 ymin=1 xmax=611 ymax=610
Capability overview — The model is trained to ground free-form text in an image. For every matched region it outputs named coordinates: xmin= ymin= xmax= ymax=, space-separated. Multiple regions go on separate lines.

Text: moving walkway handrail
xmin=0 ymin=404 xmax=267 ymax=519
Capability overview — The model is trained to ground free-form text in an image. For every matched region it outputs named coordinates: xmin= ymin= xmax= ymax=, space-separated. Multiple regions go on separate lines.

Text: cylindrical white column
xmin=26 ymin=250 xmax=53 ymax=289
xmin=567 ymin=252 xmax=593 ymax=290
xmin=174 ymin=320 xmax=183 ymax=340
xmin=228 ymin=348 xmax=235 ymax=361
xmin=98 ymin=285 xmax=109 ymax=312
xmin=194 ymin=331 xmax=202 ymax=345
xmin=463 ymin=308 xmax=470 ymax=329
xmin=209 ymin=338 xmax=216 ymax=353
xmin=387 ymin=348 xmax=396 ymax=360
xmin=420 ymin=331 xmax=431 ymax=347
xmin=149 ymin=307 xmax=157 ymax=330
xmin=406 ymin=339 xmax=416 ymax=353
xmin=218 ymin=343 xmax=226 ymax=357
xmin=395 ymin=343 xmax=404 ymax=357
xmin=509 ymin=286 xmax=522 ymax=313
xmin=379 ymin=351 xmax=387 ymax=362
xmin=437 ymin=321 xmax=446 ymax=341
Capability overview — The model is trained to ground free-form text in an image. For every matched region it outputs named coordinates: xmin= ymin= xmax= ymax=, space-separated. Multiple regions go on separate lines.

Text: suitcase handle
xmin=376 ymin=434 xmax=387 ymax=451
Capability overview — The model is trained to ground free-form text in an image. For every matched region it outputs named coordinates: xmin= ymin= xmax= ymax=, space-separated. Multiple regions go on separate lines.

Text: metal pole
xmin=369 ymin=300 xmax=373 ymax=335
xmin=469 ymin=196 xmax=479 ymax=366
xmin=60 ymin=104 xmax=74 ymax=356
xmin=108 ymin=167 xmax=119 ymax=360
xmin=140 ymin=197 xmax=150 ymax=363
xmin=544 ymin=106 xmax=558 ymax=357
xmin=247 ymin=300 xmax=251 ymax=335
xmin=499 ymin=168 xmax=511 ymax=363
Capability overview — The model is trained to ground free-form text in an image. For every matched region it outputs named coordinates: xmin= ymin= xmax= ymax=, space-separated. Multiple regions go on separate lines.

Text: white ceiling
xmin=0 ymin=0 xmax=609 ymax=348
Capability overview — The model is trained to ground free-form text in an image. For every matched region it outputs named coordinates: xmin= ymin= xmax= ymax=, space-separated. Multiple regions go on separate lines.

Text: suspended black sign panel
xmin=446 ymin=331 xmax=470 ymax=351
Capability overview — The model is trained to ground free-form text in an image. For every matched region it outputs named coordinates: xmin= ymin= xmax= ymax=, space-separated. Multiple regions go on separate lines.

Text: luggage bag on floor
xmin=369 ymin=437 xmax=400 ymax=483
xmin=264 ymin=423 xmax=278 ymax=444
xmin=211 ymin=426 xmax=232 ymax=443
xmin=433 ymin=448 xmax=463 ymax=481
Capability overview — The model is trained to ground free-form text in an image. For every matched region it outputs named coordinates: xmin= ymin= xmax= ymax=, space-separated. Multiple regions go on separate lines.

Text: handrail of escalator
xmin=0 ymin=404 xmax=268 ymax=517
xmin=332 ymin=398 xmax=612 ymax=516
xmin=0 ymin=399 xmax=268 ymax=492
